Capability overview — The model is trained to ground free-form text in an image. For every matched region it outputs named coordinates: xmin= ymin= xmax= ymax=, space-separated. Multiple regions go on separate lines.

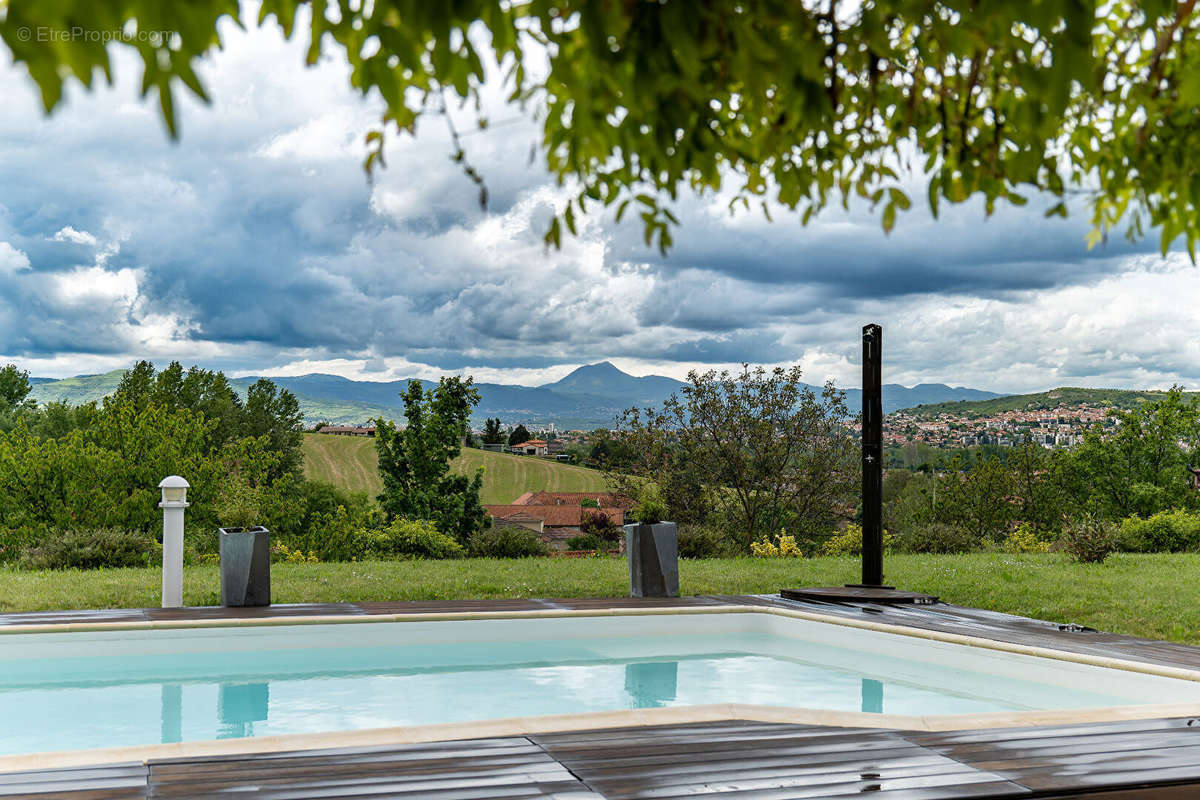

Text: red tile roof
xmin=523 ymin=491 xmax=633 ymax=509
xmin=485 ymin=504 xmax=624 ymax=527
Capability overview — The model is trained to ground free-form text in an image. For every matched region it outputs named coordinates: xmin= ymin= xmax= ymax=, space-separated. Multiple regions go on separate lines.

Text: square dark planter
xmin=625 ymin=521 xmax=678 ymax=598
xmin=219 ymin=526 xmax=271 ymax=607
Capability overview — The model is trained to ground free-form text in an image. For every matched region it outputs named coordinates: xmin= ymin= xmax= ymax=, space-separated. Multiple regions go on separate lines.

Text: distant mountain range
xmin=28 ymin=361 xmax=1003 ymax=428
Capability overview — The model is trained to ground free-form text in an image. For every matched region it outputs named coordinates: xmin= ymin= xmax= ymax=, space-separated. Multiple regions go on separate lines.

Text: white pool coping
xmin=2 ymin=603 xmax=1199 ymax=773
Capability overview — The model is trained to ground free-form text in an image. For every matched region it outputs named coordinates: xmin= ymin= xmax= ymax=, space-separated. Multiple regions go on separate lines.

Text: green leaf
xmin=881 ymin=202 xmax=896 ymax=234
xmin=545 ymin=216 xmax=562 ymax=249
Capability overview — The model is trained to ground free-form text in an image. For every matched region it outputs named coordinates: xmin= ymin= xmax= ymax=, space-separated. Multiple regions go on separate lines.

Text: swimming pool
xmin=1 ymin=608 xmax=1198 ymax=760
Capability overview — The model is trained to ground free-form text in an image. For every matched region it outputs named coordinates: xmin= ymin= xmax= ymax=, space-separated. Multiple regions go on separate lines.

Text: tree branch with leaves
xmin=3 ymin=2 xmax=1200 ymax=255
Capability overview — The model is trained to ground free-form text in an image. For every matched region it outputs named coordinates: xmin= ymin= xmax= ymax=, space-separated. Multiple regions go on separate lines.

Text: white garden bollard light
xmin=158 ymin=476 xmax=190 ymax=608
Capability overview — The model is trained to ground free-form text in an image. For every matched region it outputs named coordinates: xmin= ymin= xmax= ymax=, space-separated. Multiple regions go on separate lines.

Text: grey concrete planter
xmin=624 ymin=521 xmax=679 ymax=598
xmin=219 ymin=526 xmax=271 ymax=607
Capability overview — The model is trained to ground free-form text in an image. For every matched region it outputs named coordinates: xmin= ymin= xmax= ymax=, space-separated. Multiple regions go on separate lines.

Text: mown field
xmin=6 ymin=553 xmax=1200 ymax=645
xmin=301 ymin=433 xmax=608 ymax=504
xmin=301 ymin=433 xmax=384 ymax=496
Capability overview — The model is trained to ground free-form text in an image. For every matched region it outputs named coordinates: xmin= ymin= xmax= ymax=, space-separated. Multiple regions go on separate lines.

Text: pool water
xmin=0 ymin=614 xmax=1193 ymax=756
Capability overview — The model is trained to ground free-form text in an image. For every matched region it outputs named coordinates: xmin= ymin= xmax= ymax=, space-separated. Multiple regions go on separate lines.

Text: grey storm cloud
xmin=608 ymin=186 xmax=1156 ymax=300
xmin=0 ymin=18 xmax=1191 ymax=391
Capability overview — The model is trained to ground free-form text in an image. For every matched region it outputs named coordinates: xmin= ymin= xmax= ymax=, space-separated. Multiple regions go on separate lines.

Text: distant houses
xmin=316 ymin=425 xmax=376 ymax=437
xmin=511 ymin=439 xmax=548 ymax=456
xmin=485 ymin=491 xmax=630 ymax=550
xmin=485 ymin=437 xmax=569 ymax=457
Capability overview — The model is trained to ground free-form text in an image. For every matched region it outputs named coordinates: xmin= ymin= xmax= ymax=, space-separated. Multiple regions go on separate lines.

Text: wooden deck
xmin=4 ymin=594 xmax=1200 ymax=798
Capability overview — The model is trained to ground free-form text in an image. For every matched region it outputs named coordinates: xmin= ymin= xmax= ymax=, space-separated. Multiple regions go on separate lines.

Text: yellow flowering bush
xmin=750 ymin=531 xmax=803 ymax=557
xmin=1001 ymin=524 xmax=1052 ymax=554
xmin=271 ymin=543 xmax=320 ymax=564
xmin=820 ymin=523 xmax=895 ymax=556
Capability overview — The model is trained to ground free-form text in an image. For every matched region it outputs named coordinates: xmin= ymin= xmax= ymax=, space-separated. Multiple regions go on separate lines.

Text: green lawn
xmin=301 ymin=432 xmax=608 ymax=503
xmin=3 ymin=553 xmax=1200 ymax=645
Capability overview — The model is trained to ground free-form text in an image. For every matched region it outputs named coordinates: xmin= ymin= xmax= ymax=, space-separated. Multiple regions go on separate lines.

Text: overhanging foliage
xmin=2 ymin=1 xmax=1198 ymax=254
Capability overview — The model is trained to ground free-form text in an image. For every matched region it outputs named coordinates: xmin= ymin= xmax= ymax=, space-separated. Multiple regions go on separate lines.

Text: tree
xmin=616 ymin=364 xmax=857 ymax=546
xmin=0 ymin=364 xmax=33 ymax=412
xmin=936 ymin=454 xmax=1014 ymax=542
xmin=1006 ymin=442 xmax=1062 ymax=532
xmin=508 ymin=424 xmax=531 ymax=447
xmin=374 ymin=377 xmax=487 ymax=543
xmin=481 ymin=417 xmax=505 ymax=445
xmin=107 ymin=361 xmax=304 ymax=479
xmin=110 ymin=360 xmax=245 ymax=451
xmin=0 ymin=364 xmax=35 ymax=433
xmin=1065 ymin=387 xmax=1200 ymax=518
xmin=241 ymin=379 xmax=305 ymax=480
xmin=6 ymin=3 xmax=1200 ymax=255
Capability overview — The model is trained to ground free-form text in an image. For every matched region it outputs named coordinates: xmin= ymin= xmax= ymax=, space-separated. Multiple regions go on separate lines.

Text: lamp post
xmin=158 ymin=476 xmax=190 ymax=608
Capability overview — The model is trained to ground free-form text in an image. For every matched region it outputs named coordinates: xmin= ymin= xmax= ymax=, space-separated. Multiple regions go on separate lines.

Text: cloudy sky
xmin=0 ymin=13 xmax=1194 ymax=394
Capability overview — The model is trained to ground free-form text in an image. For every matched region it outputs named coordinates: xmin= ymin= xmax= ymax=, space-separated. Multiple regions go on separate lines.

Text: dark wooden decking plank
xmin=536 ymin=721 xmax=1029 ymax=799
xmin=921 ymin=729 xmax=1200 ymax=759
xmin=147 ymin=603 xmax=367 ymax=621
xmin=1035 ymin=787 xmax=1200 ymax=799
xmin=0 ymin=608 xmax=150 ymax=626
xmin=0 ymin=762 xmax=146 ymax=799
xmin=354 ymin=596 xmax=730 ymax=615
xmin=147 ymin=737 xmax=539 ymax=771
xmin=909 ymin=718 xmax=1200 ymax=796
xmin=908 ymin=718 xmax=1200 ymax=746
xmin=146 ymin=737 xmax=600 ymax=799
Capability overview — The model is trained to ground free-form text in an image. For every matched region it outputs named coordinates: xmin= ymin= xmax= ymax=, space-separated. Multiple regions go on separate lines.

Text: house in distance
xmin=484 ymin=491 xmax=630 ymax=550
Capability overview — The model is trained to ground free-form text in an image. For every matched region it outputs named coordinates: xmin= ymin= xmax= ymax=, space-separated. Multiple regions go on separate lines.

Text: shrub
xmin=270 ymin=543 xmax=319 ymax=563
xmin=820 ymin=523 xmax=895 ymax=556
xmin=0 ymin=525 xmax=45 ymax=565
xmin=468 ymin=526 xmax=549 ymax=557
xmin=895 ymin=522 xmax=975 ymax=554
xmin=1063 ymin=515 xmax=1118 ymax=564
xmin=750 ymin=531 xmax=804 ymax=557
xmin=214 ymin=479 xmax=266 ymax=531
xmin=300 ymin=504 xmax=386 ymax=562
xmin=580 ymin=509 xmax=620 ymax=541
xmin=632 ymin=485 xmax=669 ymax=524
xmin=373 ymin=518 xmax=464 ymax=559
xmin=1117 ymin=510 xmax=1200 ymax=553
xmin=566 ymin=533 xmax=613 ymax=551
xmin=1001 ymin=523 xmax=1052 ymax=554
xmin=677 ymin=525 xmax=740 ymax=558
xmin=580 ymin=497 xmax=600 ymax=508
xmin=20 ymin=528 xmax=161 ymax=570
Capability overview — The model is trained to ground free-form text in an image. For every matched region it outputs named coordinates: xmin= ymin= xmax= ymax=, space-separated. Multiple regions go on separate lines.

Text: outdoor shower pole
xmin=781 ymin=323 xmax=935 ymax=604
xmin=861 ymin=324 xmax=884 ymax=586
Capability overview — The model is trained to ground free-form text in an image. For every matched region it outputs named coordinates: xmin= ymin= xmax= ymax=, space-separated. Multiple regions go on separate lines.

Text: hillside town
xmin=881 ymin=403 xmax=1117 ymax=449
xmin=318 ymin=403 xmax=1129 ymax=455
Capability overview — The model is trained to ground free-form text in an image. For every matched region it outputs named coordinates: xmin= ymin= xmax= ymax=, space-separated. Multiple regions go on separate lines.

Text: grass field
xmin=6 ymin=553 xmax=1200 ymax=645
xmin=301 ymin=433 xmax=608 ymax=503
xmin=302 ymin=433 xmax=383 ymax=496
